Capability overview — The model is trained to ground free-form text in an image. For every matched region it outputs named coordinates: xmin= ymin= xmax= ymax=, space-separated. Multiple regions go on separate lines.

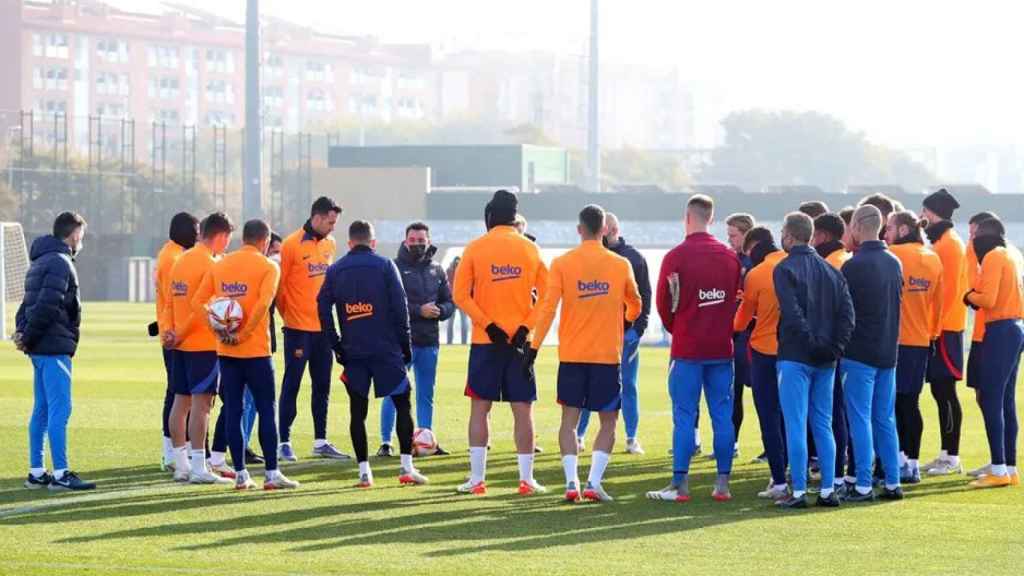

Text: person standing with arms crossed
xmin=276 ymin=197 xmax=349 ymax=462
xmin=453 ymin=190 xmax=549 ymax=496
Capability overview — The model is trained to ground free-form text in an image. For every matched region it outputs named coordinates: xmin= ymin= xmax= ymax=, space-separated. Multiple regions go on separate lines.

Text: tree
xmin=703 ymin=110 xmax=933 ymax=193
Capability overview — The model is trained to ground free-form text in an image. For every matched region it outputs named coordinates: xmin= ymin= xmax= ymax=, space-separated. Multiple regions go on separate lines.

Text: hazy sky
xmin=127 ymin=0 xmax=1024 ymax=150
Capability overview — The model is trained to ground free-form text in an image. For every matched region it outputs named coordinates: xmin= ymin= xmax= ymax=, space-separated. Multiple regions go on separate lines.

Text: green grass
xmin=0 ymin=302 xmax=1021 ymax=575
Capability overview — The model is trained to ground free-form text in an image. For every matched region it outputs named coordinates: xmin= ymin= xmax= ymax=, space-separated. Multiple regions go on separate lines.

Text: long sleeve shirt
xmin=167 ymin=243 xmax=218 ymax=352
xmin=967 ymin=246 xmax=1024 ymax=324
xmin=734 ymin=250 xmax=786 ymax=356
xmin=889 ymin=242 xmax=944 ymax=347
xmin=276 ymin=224 xmax=336 ymax=332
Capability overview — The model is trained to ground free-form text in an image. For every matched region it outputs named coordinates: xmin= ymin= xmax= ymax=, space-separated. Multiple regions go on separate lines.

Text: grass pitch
xmin=0 ymin=303 xmax=1021 ymax=575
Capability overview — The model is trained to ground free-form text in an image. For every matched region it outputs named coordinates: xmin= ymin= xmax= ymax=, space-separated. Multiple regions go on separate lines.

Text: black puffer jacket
xmin=15 ymin=235 xmax=82 ymax=357
xmin=395 ymin=244 xmax=454 ymax=347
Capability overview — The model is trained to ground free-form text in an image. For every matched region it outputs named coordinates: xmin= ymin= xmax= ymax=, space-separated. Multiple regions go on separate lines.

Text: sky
xmin=123 ymin=0 xmax=1024 ymax=150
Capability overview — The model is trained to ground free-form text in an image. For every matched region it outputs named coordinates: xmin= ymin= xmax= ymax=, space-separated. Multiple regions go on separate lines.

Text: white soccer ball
xmin=412 ymin=428 xmax=438 ymax=457
xmin=207 ymin=297 xmax=243 ymax=334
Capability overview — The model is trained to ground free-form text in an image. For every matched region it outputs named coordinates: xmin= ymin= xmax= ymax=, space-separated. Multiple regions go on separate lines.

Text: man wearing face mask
xmin=17 ymin=212 xmax=95 ymax=491
xmin=377 ymin=222 xmax=454 ymax=457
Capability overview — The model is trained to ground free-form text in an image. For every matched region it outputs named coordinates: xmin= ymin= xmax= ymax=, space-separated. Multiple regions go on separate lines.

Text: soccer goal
xmin=0 ymin=222 xmax=29 ymax=340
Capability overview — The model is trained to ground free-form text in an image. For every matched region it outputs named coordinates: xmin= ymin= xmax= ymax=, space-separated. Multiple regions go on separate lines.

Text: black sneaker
xmin=376 ymin=443 xmax=394 ymax=458
xmin=775 ymin=494 xmax=808 ymax=509
xmin=49 ymin=471 xmax=96 ymax=491
xmin=880 ymin=486 xmax=904 ymax=501
xmin=816 ymin=492 xmax=841 ymax=507
xmin=433 ymin=445 xmax=451 ymax=456
xmin=838 ymin=481 xmax=858 ymax=501
xmin=844 ymin=487 xmax=877 ymax=503
xmin=24 ymin=472 xmax=52 ymax=490
xmin=245 ymin=448 xmax=265 ymax=465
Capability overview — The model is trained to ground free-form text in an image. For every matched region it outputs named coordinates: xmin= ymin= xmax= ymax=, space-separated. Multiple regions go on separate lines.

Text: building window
xmin=262 ymin=86 xmax=284 ymax=109
xmin=397 ymin=70 xmax=422 ymax=90
xmin=205 ymin=79 xmax=234 ymax=104
xmin=37 ymin=33 xmax=70 ymax=59
xmin=96 ymin=72 xmax=130 ymax=96
xmin=35 ymin=99 xmax=67 ymax=115
xmin=306 ymin=88 xmax=333 ymax=112
xmin=305 ymin=60 xmax=333 ymax=83
xmin=96 ymin=38 xmax=129 ymax=63
xmin=264 ymin=53 xmax=284 ymax=79
xmin=96 ymin=102 xmax=126 ymax=117
xmin=152 ymin=109 xmax=180 ymax=124
xmin=206 ymin=110 xmax=235 ymax=126
xmin=36 ymin=67 xmax=70 ymax=91
xmin=205 ymin=48 xmax=234 ymax=74
xmin=147 ymin=45 xmax=180 ymax=69
xmin=396 ymin=97 xmax=422 ymax=118
xmin=149 ymin=76 xmax=180 ymax=99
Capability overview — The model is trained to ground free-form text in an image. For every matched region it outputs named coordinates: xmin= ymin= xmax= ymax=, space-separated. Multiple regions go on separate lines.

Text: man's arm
xmin=966 ymin=252 xmax=1002 ymax=310
xmin=452 ymin=248 xmax=492 ymax=328
xmin=733 ymin=272 xmax=758 ymax=333
xmin=834 ymin=274 xmax=856 ymax=353
xmin=184 ymin=269 xmax=215 ymax=337
xmin=386 ymin=260 xmax=413 ymax=359
xmin=523 ymin=251 xmax=550 ymax=330
xmin=623 ymin=261 xmax=642 ymax=324
xmin=530 ymin=259 xmax=563 ymax=349
xmin=435 ymin=263 xmax=456 ymax=321
xmin=235 ymin=263 xmax=280 ymax=344
xmin=317 ymin=268 xmax=340 ymax=348
xmin=655 ymin=252 xmax=676 ymax=332
xmin=274 ymin=239 xmax=293 ymax=321
xmin=21 ymin=261 xmax=70 ymax=348
xmin=773 ymin=263 xmax=813 ymax=348
xmin=632 ymin=254 xmax=652 ymax=336
xmin=930 ymin=270 xmax=944 ymax=339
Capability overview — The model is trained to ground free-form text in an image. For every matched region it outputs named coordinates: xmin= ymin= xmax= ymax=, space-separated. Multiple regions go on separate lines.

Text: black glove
xmin=521 ymin=347 xmax=538 ymax=380
xmin=485 ymin=323 xmax=509 ymax=346
xmin=963 ymin=290 xmax=979 ymax=311
xmin=510 ymin=325 xmax=530 ymax=351
xmin=929 ymin=339 xmax=938 ymax=356
xmin=332 ymin=342 xmax=347 ymax=366
xmin=147 ymin=321 xmax=159 ymax=337
xmin=401 ymin=342 xmax=413 ymax=366
xmin=809 ymin=337 xmax=839 ymax=365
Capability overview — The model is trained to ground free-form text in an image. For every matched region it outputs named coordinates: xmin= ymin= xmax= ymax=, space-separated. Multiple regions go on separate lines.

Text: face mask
xmin=269 ymin=253 xmax=281 ymax=264
xmin=602 ymin=236 xmax=610 ymax=247
xmin=409 ymin=244 xmax=427 ymax=259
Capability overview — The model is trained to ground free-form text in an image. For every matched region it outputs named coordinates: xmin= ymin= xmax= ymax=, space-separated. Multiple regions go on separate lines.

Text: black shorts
xmin=557 ymin=362 xmax=621 ymax=412
xmin=172 ymin=350 xmax=220 ymax=396
xmin=341 ymin=357 xmax=409 ymax=399
xmin=926 ymin=330 xmax=964 ymax=383
xmin=896 ymin=345 xmax=929 ymax=396
xmin=966 ymin=341 xmax=984 ymax=389
xmin=465 ymin=344 xmax=537 ymax=403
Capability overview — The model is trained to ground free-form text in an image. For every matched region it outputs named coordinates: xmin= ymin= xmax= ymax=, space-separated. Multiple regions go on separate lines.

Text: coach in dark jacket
xmin=15 ymin=212 xmax=95 ymax=491
xmin=839 ymin=204 xmax=904 ymax=501
xmin=772 ymin=212 xmax=854 ymax=508
xmin=377 ymin=222 xmax=454 ymax=456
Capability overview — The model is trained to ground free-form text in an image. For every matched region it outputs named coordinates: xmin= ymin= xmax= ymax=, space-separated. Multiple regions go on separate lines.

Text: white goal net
xmin=1 ymin=223 xmax=29 ymax=340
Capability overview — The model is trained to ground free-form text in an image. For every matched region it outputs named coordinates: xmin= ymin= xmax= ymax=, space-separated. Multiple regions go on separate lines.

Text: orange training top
xmin=453 ymin=225 xmax=549 ymax=344
xmin=966 ymin=243 xmax=985 ymax=342
xmin=166 ymin=243 xmax=219 ymax=352
xmin=966 ymin=246 xmax=1024 ymax=324
xmin=192 ymin=245 xmax=280 ymax=358
xmin=155 ymin=240 xmax=184 ymax=334
xmin=933 ymin=227 xmax=968 ymax=332
xmin=825 ymin=248 xmax=851 ymax=271
xmin=890 ymin=242 xmax=944 ymax=347
xmin=733 ymin=250 xmax=785 ymax=356
xmin=276 ymin=228 xmax=335 ymax=332
xmin=532 ymin=240 xmax=642 ymax=364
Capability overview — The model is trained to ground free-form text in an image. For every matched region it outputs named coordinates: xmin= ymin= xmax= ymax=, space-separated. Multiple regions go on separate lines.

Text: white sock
xmin=899 ymin=452 xmax=908 ymax=466
xmin=190 ymin=449 xmax=206 ymax=472
xmin=856 ymin=485 xmax=872 ymax=495
xmin=1008 ymin=466 xmax=1017 ymax=475
xmin=991 ymin=464 xmax=1008 ymax=476
xmin=793 ymin=490 xmax=806 ymax=498
xmin=279 ymin=441 xmax=291 ymax=448
xmin=162 ymin=436 xmax=174 ymax=459
xmin=30 ymin=467 xmax=46 ymax=478
xmin=834 ymin=480 xmax=845 ymax=488
xmin=694 ymin=428 xmax=701 ymax=446
xmin=909 ymin=459 xmax=919 ymax=470
xmin=517 ymin=453 xmax=534 ymax=482
xmin=358 ymin=460 xmax=372 ymax=478
xmin=313 ymin=438 xmax=327 ymax=449
xmin=733 ymin=442 xmax=739 ymax=451
xmin=947 ymin=455 xmax=960 ymax=466
xmin=209 ymin=451 xmax=226 ymax=467
xmin=820 ymin=487 xmax=834 ymax=498
xmin=562 ymin=454 xmax=578 ymax=485
xmin=174 ymin=445 xmax=189 ymax=471
xmin=885 ymin=483 xmax=900 ymax=491
xmin=773 ymin=483 xmax=788 ymax=491
xmin=940 ymin=449 xmax=949 ymax=459
xmin=400 ymin=454 xmax=413 ymax=471
xmin=626 ymin=437 xmax=636 ymax=444
xmin=469 ymin=447 xmax=487 ymax=483
xmin=236 ymin=469 xmax=250 ymax=483
xmin=265 ymin=468 xmax=279 ymax=481
xmin=845 ymin=475 xmax=857 ymax=484
xmin=588 ymin=450 xmax=610 ymax=487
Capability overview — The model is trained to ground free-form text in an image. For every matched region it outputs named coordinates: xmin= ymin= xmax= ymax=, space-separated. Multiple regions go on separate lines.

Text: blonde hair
xmin=726 ymin=213 xmax=755 ymax=234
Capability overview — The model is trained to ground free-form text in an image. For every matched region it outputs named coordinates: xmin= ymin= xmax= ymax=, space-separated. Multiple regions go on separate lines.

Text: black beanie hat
xmin=923 ymin=188 xmax=960 ymax=221
xmin=484 ymin=189 xmax=518 ymax=229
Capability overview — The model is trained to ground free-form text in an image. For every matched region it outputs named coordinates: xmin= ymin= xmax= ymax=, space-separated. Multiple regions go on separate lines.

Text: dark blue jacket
xmin=317 ymin=245 xmax=411 ymax=362
xmin=607 ymin=237 xmax=651 ymax=337
xmin=395 ymin=244 xmax=454 ymax=347
xmin=15 ymin=235 xmax=82 ymax=357
xmin=841 ymin=240 xmax=903 ymax=369
xmin=773 ymin=244 xmax=855 ymax=366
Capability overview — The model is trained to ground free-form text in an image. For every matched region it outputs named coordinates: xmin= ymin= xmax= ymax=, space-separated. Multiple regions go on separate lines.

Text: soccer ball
xmin=412 ymin=428 xmax=438 ymax=457
xmin=207 ymin=297 xmax=243 ymax=333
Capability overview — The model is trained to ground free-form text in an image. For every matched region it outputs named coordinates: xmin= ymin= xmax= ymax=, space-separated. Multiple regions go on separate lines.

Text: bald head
xmin=851 ymin=205 xmax=883 ymax=245
xmin=604 ymin=212 xmax=621 ymax=245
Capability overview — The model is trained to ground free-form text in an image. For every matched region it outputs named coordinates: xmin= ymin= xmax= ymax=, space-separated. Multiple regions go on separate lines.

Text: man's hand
xmin=332 ymin=342 xmax=347 ymax=366
xmin=13 ymin=332 xmax=25 ymax=352
xmin=218 ymin=331 xmax=239 ymax=346
xmin=420 ymin=302 xmax=441 ymax=319
xmin=510 ymin=326 xmax=530 ymax=351
xmin=401 ymin=342 xmax=413 ymax=366
xmin=161 ymin=330 xmax=177 ymax=349
xmin=485 ymin=323 xmax=509 ymax=346
xmin=963 ymin=290 xmax=979 ymax=311
xmin=521 ymin=347 xmax=538 ymax=380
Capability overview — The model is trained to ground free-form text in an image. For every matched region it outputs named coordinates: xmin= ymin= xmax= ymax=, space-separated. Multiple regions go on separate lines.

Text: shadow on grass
xmin=0 ymin=456 xmax=977 ymax=557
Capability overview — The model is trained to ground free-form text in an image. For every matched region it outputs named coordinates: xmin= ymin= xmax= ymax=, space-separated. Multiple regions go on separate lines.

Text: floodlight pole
xmin=243 ymin=0 xmax=262 ymax=221
xmin=587 ymin=0 xmax=601 ymax=193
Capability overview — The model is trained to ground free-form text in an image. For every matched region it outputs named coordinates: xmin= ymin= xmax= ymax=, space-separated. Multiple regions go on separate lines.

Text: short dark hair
xmin=783 ymin=212 xmax=814 ymax=244
xmin=579 ymin=204 xmax=605 ymax=236
xmin=859 ymin=194 xmax=895 ymax=219
xmin=798 ymin=201 xmax=829 ymax=219
xmin=201 ymin=212 xmax=234 ymax=239
xmin=242 ymin=219 xmax=270 ymax=245
xmin=838 ymin=206 xmax=855 ymax=225
xmin=405 ymin=221 xmax=430 ymax=237
xmin=311 ymin=196 xmax=343 ymax=217
xmin=742 ymin=226 xmax=774 ymax=253
xmin=814 ymin=213 xmax=846 ymax=242
xmin=687 ymin=194 xmax=714 ymax=223
xmin=976 ymin=217 xmax=1005 ymax=238
xmin=349 ymin=220 xmax=374 ymax=243
xmin=53 ymin=211 xmax=86 ymax=239
xmin=970 ymin=211 xmax=998 ymax=226
xmin=168 ymin=212 xmax=200 ymax=248
xmin=270 ymin=232 xmax=283 ymax=245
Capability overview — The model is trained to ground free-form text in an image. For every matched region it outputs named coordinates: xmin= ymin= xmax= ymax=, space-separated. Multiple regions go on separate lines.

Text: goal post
xmin=0 ymin=222 xmax=29 ymax=340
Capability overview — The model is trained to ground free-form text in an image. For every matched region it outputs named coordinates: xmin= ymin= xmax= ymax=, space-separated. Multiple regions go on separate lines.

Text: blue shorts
xmin=172 ymin=350 xmax=220 ymax=396
xmin=896 ymin=345 xmax=929 ymax=396
xmin=465 ymin=344 xmax=537 ymax=403
xmin=966 ymin=340 xmax=984 ymax=389
xmin=927 ymin=330 xmax=964 ymax=383
xmin=342 ymin=357 xmax=409 ymax=399
xmin=557 ymin=362 xmax=621 ymax=412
